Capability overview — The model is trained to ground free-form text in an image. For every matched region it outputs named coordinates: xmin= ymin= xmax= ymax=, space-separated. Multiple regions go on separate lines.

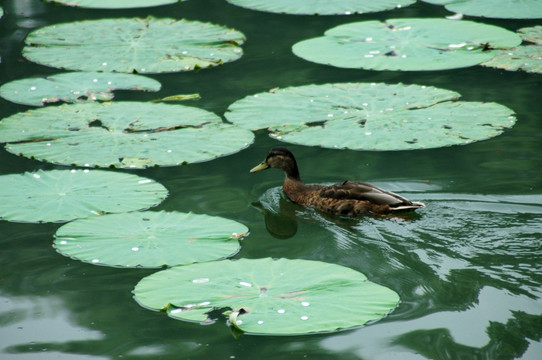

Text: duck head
xmin=250 ymin=147 xmax=301 ymax=181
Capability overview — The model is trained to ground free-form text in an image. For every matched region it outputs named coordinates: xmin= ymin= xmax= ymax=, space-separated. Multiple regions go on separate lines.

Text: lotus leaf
xmin=519 ymin=26 xmax=542 ymax=45
xmin=0 ymin=102 xmax=254 ymax=168
xmin=0 ymin=170 xmax=167 ymax=223
xmin=44 ymin=0 xmax=178 ymax=9
xmin=423 ymin=0 xmax=542 ymax=19
xmin=481 ymin=26 xmax=542 ymax=74
xmin=0 ymin=72 xmax=161 ymax=106
xmin=54 ymin=211 xmax=247 ymax=268
xmin=482 ymin=46 xmax=542 ymax=74
xmin=134 ymin=258 xmax=400 ymax=335
xmin=225 ymin=83 xmax=516 ymax=151
xmin=292 ymin=18 xmax=521 ymax=71
xmin=23 ymin=17 xmax=245 ymax=73
xmin=226 ymin=0 xmax=415 ymax=15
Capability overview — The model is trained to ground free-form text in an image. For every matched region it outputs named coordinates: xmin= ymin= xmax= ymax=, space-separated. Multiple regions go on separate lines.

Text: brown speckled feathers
xmin=251 ymin=147 xmax=424 ymax=216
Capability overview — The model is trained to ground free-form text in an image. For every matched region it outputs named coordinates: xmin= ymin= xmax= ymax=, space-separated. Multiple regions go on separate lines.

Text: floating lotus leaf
xmin=519 ymin=26 xmax=542 ymax=45
xmin=0 ymin=72 xmax=161 ymax=106
xmin=54 ymin=211 xmax=247 ymax=268
xmin=0 ymin=101 xmax=254 ymax=168
xmin=226 ymin=0 xmax=415 ymax=15
xmin=292 ymin=18 xmax=521 ymax=71
xmin=23 ymin=17 xmax=245 ymax=73
xmin=482 ymin=45 xmax=542 ymax=74
xmin=422 ymin=0 xmax=542 ymax=19
xmin=225 ymin=83 xmax=516 ymax=151
xmin=0 ymin=170 xmax=167 ymax=223
xmin=134 ymin=258 xmax=400 ymax=335
xmin=482 ymin=26 xmax=542 ymax=74
xmin=44 ymin=0 xmax=178 ymax=8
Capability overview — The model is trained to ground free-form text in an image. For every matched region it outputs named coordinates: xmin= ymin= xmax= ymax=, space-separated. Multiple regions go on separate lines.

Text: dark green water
xmin=1 ymin=0 xmax=542 ymax=359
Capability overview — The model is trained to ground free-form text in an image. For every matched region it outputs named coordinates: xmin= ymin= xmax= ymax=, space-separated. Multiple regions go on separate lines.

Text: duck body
xmin=251 ymin=147 xmax=424 ymax=216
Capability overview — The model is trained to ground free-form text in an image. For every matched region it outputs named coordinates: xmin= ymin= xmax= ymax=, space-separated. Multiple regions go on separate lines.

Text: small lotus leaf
xmin=0 ymin=72 xmax=161 ymax=106
xmin=519 ymin=26 xmax=542 ymax=45
xmin=0 ymin=101 xmax=254 ymax=168
xmin=482 ymin=26 xmax=542 ymax=74
xmin=481 ymin=45 xmax=542 ymax=74
xmin=225 ymin=83 xmax=516 ymax=151
xmin=134 ymin=258 xmax=400 ymax=335
xmin=226 ymin=0 xmax=415 ymax=15
xmin=23 ymin=17 xmax=245 ymax=73
xmin=422 ymin=0 xmax=542 ymax=19
xmin=292 ymin=18 xmax=521 ymax=71
xmin=54 ymin=211 xmax=247 ymax=268
xmin=0 ymin=170 xmax=167 ymax=223
xmin=44 ymin=0 xmax=178 ymax=8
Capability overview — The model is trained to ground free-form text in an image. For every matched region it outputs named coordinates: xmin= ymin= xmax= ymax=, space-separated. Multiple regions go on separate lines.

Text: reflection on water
xmin=255 ymin=186 xmax=542 ymax=358
xmin=252 ymin=187 xmax=298 ymax=239
xmin=321 ymin=286 xmax=542 ymax=359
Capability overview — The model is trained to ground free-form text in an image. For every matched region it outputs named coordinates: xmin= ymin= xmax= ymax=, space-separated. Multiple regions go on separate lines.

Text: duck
xmin=250 ymin=147 xmax=425 ymax=216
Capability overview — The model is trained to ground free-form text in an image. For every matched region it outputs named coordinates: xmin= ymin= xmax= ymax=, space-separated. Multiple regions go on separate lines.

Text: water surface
xmin=1 ymin=1 xmax=541 ymax=359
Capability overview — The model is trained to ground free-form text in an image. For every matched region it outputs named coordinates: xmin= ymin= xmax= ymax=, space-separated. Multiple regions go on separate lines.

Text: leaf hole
xmin=384 ymin=50 xmax=398 ymax=57
xmin=305 ymin=120 xmax=326 ymax=128
xmin=88 ymin=119 xmax=109 ymax=131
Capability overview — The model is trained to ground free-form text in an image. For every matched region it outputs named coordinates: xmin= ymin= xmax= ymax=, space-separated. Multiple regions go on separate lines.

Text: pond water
xmin=1 ymin=0 xmax=542 ymax=359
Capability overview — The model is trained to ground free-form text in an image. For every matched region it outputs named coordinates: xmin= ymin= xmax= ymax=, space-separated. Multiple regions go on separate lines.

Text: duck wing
xmin=318 ymin=180 xmax=414 ymax=206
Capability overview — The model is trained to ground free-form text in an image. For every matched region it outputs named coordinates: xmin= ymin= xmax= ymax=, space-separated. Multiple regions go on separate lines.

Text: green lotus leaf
xmin=422 ymin=0 xmax=542 ymax=19
xmin=519 ymin=26 xmax=542 ymax=45
xmin=0 ymin=101 xmax=254 ymax=168
xmin=54 ymin=211 xmax=247 ymax=268
xmin=134 ymin=258 xmax=400 ymax=335
xmin=0 ymin=170 xmax=167 ymax=223
xmin=44 ymin=0 xmax=178 ymax=9
xmin=23 ymin=17 xmax=245 ymax=73
xmin=0 ymin=72 xmax=161 ymax=106
xmin=481 ymin=26 xmax=542 ymax=74
xmin=225 ymin=83 xmax=516 ymax=151
xmin=481 ymin=45 xmax=542 ymax=74
xmin=226 ymin=0 xmax=415 ymax=15
xmin=292 ymin=18 xmax=521 ymax=71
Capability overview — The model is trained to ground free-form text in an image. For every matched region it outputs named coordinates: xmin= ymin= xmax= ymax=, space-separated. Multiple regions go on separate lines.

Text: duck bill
xmin=250 ymin=160 xmax=269 ymax=173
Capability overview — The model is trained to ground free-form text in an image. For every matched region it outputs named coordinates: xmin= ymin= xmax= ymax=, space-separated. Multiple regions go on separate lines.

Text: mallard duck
xmin=250 ymin=147 xmax=425 ymax=216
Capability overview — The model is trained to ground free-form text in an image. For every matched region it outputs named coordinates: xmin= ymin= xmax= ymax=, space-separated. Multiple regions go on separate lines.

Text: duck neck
xmin=283 ymin=158 xmax=301 ymax=182
xmin=282 ymin=168 xmax=305 ymax=203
